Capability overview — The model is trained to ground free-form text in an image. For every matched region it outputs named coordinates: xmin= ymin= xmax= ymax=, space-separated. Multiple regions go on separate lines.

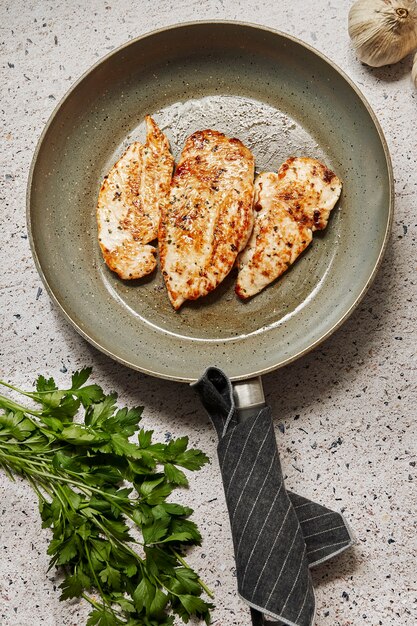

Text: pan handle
xmin=232 ymin=376 xmax=265 ymax=422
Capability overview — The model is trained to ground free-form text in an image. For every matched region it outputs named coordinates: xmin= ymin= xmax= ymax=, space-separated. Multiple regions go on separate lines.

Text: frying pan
xmin=27 ymin=21 xmax=393 ymax=398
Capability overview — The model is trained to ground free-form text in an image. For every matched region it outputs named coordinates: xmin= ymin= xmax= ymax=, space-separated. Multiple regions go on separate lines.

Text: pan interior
xmin=29 ymin=24 xmax=392 ymax=381
xmin=100 ymin=95 xmax=332 ymax=341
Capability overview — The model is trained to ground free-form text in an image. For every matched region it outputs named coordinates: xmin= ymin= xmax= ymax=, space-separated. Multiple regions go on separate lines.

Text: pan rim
xmin=26 ymin=20 xmax=394 ymax=383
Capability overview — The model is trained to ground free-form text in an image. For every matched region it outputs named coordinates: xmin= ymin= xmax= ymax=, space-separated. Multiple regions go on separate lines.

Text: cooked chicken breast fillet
xmin=159 ymin=129 xmax=255 ymax=309
xmin=97 ymin=115 xmax=174 ymax=279
xmin=274 ymin=157 xmax=343 ymax=232
xmin=236 ymin=157 xmax=342 ymax=299
xmin=236 ymin=172 xmax=313 ymax=299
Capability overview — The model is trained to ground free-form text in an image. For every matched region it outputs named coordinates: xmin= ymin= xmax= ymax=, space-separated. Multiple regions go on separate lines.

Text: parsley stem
xmin=0 ymin=380 xmax=34 ymax=397
xmin=0 ymin=454 xmax=114 ymax=503
xmin=27 ymin=475 xmax=52 ymax=501
xmin=88 ymin=511 xmax=145 ymax=568
xmin=65 ymin=473 xmax=144 ymax=527
xmin=0 ymin=460 xmax=14 ymax=481
xmin=0 ymin=440 xmax=52 ymax=453
xmin=1 ymin=462 xmax=126 ymax=501
xmin=0 ymin=450 xmax=52 ymax=468
xmin=1 ymin=436 xmax=57 ymax=447
xmin=153 ymin=574 xmax=183 ymax=599
xmin=81 ymin=592 xmax=103 ymax=611
xmin=81 ymin=594 xmax=128 ymax=624
xmin=0 ymin=381 xmax=74 ymax=398
xmin=52 ymin=486 xmax=68 ymax=526
xmin=51 ymin=475 xmax=78 ymax=518
xmin=171 ymin=549 xmax=214 ymax=599
xmin=84 ymin=542 xmax=116 ymax=616
xmin=0 ymin=393 xmax=42 ymax=417
xmin=0 ymin=381 xmax=69 ymax=402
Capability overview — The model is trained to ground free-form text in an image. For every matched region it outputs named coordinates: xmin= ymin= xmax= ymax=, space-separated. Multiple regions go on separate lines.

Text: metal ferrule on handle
xmin=233 ymin=377 xmax=265 ymax=422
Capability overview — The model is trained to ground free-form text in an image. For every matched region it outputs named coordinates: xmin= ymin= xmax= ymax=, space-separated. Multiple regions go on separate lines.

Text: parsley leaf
xmin=142 ymin=517 xmax=170 ymax=544
xmin=0 ymin=369 xmax=213 ymax=625
xmin=71 ymin=367 xmax=93 ymax=389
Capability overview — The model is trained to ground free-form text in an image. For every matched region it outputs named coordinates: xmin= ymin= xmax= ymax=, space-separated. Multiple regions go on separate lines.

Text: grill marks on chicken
xmin=97 ymin=115 xmax=174 ymax=279
xmin=236 ymin=157 xmax=342 ymax=299
xmin=97 ymin=120 xmax=342 ymax=307
xmin=159 ymin=130 xmax=255 ymax=309
xmin=274 ymin=157 xmax=343 ymax=231
xmin=236 ymin=172 xmax=313 ymax=299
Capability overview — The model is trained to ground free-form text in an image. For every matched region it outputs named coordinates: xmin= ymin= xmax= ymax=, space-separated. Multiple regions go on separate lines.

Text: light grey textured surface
xmin=0 ymin=1 xmax=416 ymax=625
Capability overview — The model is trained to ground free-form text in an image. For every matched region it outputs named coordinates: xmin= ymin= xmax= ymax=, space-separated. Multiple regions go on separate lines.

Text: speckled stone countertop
xmin=1 ymin=1 xmax=416 ymax=625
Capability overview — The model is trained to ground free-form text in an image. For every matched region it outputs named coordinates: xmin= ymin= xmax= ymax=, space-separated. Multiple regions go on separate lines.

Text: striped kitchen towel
xmin=192 ymin=367 xmax=354 ymax=626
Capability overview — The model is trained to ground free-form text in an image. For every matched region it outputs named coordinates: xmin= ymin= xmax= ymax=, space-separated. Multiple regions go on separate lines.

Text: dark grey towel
xmin=192 ymin=367 xmax=354 ymax=626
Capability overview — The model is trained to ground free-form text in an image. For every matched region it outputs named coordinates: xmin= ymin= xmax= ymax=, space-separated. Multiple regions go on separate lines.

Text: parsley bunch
xmin=0 ymin=368 xmax=213 ymax=626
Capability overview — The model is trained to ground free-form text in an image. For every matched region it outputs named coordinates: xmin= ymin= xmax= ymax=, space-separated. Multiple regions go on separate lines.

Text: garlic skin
xmin=412 ymin=51 xmax=417 ymax=85
xmin=348 ymin=0 xmax=417 ymax=67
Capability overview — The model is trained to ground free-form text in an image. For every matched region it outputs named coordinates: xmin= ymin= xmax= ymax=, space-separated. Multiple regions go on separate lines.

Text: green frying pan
xmin=27 ymin=22 xmax=393 ymax=383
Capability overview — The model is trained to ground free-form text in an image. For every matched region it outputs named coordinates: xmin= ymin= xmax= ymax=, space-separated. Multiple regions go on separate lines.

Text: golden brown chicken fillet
xmin=236 ymin=157 xmax=342 ymax=299
xmin=159 ymin=129 xmax=255 ymax=309
xmin=97 ymin=116 xmax=174 ymax=279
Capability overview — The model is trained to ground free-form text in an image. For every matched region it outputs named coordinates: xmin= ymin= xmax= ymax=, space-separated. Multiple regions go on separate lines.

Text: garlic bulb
xmin=412 ymin=50 xmax=417 ymax=85
xmin=348 ymin=0 xmax=417 ymax=67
